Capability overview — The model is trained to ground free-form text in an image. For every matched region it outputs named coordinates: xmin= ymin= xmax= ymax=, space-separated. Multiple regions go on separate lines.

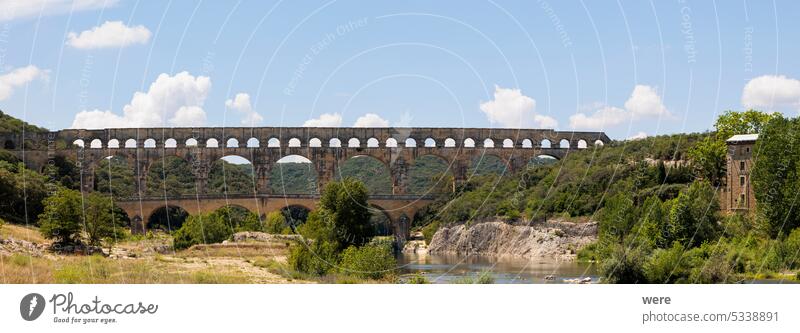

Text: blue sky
xmin=1 ymin=0 xmax=799 ymax=139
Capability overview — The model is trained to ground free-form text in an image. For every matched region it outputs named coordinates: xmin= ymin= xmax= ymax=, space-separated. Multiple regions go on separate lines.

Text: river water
xmin=396 ymin=253 xmax=598 ymax=284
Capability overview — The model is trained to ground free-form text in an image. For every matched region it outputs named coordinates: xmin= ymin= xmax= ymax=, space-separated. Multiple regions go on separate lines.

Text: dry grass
xmin=0 ymin=254 xmax=250 ymax=284
xmin=0 ymin=224 xmax=47 ymax=244
xmin=175 ymin=242 xmax=291 ymax=259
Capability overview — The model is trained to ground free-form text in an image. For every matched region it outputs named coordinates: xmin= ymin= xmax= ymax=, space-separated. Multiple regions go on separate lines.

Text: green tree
xmin=598 ymin=193 xmax=637 ymax=245
xmin=207 ymin=159 xmax=255 ymax=194
xmin=637 ymin=195 xmax=669 ymax=249
xmin=38 ymin=188 xmax=84 ymax=245
xmin=339 ymin=243 xmax=396 ymax=279
xmin=82 ymin=192 xmax=126 ymax=246
xmin=173 ymin=212 xmax=232 ymax=250
xmin=318 ymin=178 xmax=374 ymax=248
xmin=752 ymin=116 xmax=800 ymax=237
xmin=0 ymin=161 xmax=48 ymax=224
xmin=667 ymin=181 xmax=719 ymax=247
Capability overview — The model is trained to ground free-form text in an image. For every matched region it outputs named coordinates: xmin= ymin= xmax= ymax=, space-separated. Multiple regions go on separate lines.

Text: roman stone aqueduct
xmin=4 ymin=127 xmax=609 ymax=240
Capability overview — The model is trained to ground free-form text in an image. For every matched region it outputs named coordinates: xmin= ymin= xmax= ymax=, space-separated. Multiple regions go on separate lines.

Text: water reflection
xmin=397 ymin=253 xmax=598 ymax=284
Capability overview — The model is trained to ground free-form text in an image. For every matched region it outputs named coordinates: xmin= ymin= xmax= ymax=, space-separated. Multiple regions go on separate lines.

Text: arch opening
xmin=529 ymin=155 xmax=559 ymax=167
xmin=424 ymin=138 xmax=436 ymax=147
xmin=502 ymin=139 xmax=514 ymax=148
xmin=271 ymin=155 xmax=318 ymax=194
xmin=522 ymin=139 xmax=533 ymax=148
xmin=309 ymin=138 xmax=322 ymax=147
xmin=385 ymin=138 xmax=398 ymax=148
xmin=206 ymin=138 xmax=219 ymax=148
xmin=208 ymin=155 xmax=255 ymax=195
xmin=541 ymin=139 xmax=552 ymax=148
xmin=146 ymin=156 xmax=195 ymax=196
xmin=90 ymin=139 xmax=102 ymax=149
xmin=594 ymin=140 xmax=605 ymax=147
xmin=185 ymin=138 xmax=198 ymax=147
xmin=143 ymin=138 xmax=156 ymax=148
xmin=337 ymin=155 xmax=392 ymax=195
xmin=444 ymin=138 xmax=456 ymax=147
xmin=559 ymin=139 xmax=570 ymax=149
xmin=464 ymin=138 xmax=475 ymax=148
xmin=164 ymin=138 xmax=177 ymax=148
xmin=329 ymin=138 xmax=342 ymax=147
xmin=107 ymin=139 xmax=120 ymax=149
xmin=288 ymin=138 xmax=302 ymax=147
xmin=268 ymin=138 xmax=281 ymax=148
xmin=226 ymin=138 xmax=239 ymax=148
xmin=405 ymin=138 xmax=417 ymax=147
xmin=348 ymin=138 xmax=360 ymax=148
xmin=369 ymin=205 xmax=393 ymax=237
xmin=95 ymin=156 xmax=136 ymax=198
xmin=367 ymin=138 xmax=379 ymax=148
xmin=281 ymin=205 xmax=311 ymax=231
xmin=246 ymin=138 xmax=260 ymax=148
xmin=124 ymin=139 xmax=137 ymax=148
xmin=469 ymin=154 xmax=507 ymax=176
xmin=147 ymin=205 xmax=189 ymax=232
xmin=3 ymin=140 xmax=14 ymax=150
xmin=408 ymin=155 xmax=453 ymax=194
xmin=72 ymin=139 xmax=85 ymax=148
xmin=483 ymin=138 xmax=495 ymax=148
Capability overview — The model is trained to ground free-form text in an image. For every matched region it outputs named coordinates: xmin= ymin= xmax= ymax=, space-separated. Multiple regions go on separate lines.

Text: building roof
xmin=726 ymin=134 xmax=759 ymax=143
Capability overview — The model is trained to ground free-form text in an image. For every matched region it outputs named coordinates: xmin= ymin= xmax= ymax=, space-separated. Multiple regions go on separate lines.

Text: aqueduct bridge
xmin=5 ymin=127 xmax=609 ymax=239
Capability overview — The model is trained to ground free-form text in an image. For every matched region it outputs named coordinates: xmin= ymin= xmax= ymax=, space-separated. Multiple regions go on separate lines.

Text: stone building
xmin=720 ymin=134 xmax=758 ymax=212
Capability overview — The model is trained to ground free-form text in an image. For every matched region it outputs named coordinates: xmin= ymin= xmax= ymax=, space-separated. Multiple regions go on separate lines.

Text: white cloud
xmin=302 ymin=113 xmax=342 ymax=127
xmin=225 ymin=93 xmax=263 ymax=126
xmin=624 ymin=85 xmax=669 ymax=118
xmin=627 ymin=131 xmax=648 ymax=140
xmin=71 ymin=71 xmax=211 ymax=129
xmin=569 ymin=106 xmax=628 ymax=130
xmin=0 ymin=0 xmax=117 ymax=22
xmin=0 ymin=65 xmax=50 ymax=101
xmin=66 ymin=21 xmax=151 ymax=49
xmin=480 ymin=85 xmax=557 ymax=128
xmin=569 ymin=85 xmax=668 ymax=130
xmin=353 ymin=113 xmax=389 ymax=127
xmin=742 ymin=75 xmax=800 ymax=111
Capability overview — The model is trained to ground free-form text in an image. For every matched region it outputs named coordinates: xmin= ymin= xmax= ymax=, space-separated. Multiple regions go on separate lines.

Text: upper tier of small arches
xmin=71 ymin=136 xmax=606 ymax=150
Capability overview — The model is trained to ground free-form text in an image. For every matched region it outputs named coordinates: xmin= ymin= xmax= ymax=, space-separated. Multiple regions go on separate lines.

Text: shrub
xmin=475 ymin=270 xmax=495 ymax=284
xmin=338 ymin=243 xmax=396 ymax=279
xmin=644 ymin=243 xmax=699 ymax=283
xmin=173 ymin=213 xmax=232 ymax=250
xmin=38 ymin=188 xmax=84 ymax=245
xmin=288 ymin=240 xmax=339 ymax=276
xmin=405 ymin=273 xmax=429 ymax=284
xmin=422 ymin=220 xmax=441 ymax=245
xmin=264 ymin=211 xmax=287 ymax=234
xmin=599 ymin=245 xmax=647 ymax=283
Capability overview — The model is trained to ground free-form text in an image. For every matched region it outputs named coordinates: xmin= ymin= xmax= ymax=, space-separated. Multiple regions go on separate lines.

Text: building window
xmin=740 ymin=193 xmax=746 ymax=206
xmin=740 ymin=161 xmax=745 ymax=171
xmin=740 ymin=175 xmax=745 ymax=186
xmin=746 ymin=147 xmax=750 ymax=153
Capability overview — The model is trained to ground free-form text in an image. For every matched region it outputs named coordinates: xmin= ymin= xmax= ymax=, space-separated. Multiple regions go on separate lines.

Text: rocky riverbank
xmin=427 ymin=220 xmax=597 ymax=261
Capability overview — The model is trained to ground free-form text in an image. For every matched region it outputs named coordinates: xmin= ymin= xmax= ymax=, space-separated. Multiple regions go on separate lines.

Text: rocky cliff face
xmin=427 ymin=221 xmax=597 ymax=260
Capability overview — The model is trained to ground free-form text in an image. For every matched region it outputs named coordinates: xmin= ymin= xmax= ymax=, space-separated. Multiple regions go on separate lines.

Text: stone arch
xmin=146 ymin=155 xmax=196 ymax=196
xmin=309 ymin=138 xmax=322 ymax=147
xmin=424 ymin=138 xmax=436 ymax=147
xmin=90 ymin=138 xmax=103 ymax=149
xmin=577 ymin=139 xmax=588 ymax=149
xmin=208 ymin=155 xmax=256 ymax=194
xmin=271 ymin=155 xmax=318 ymax=194
xmin=386 ymin=138 xmax=398 ymax=147
xmin=288 ymin=138 xmax=302 ymax=147
xmin=464 ymin=138 xmax=475 ymax=147
xmin=405 ymin=138 xmax=417 ymax=147
xmin=3 ymin=139 xmax=14 ymax=150
xmin=530 ymin=154 xmax=559 ymax=166
xmin=541 ymin=139 xmax=552 ymax=148
xmin=144 ymin=138 xmax=156 ymax=148
xmin=522 ymin=139 xmax=533 ymax=148
xmin=594 ymin=140 xmax=605 ymax=147
xmin=483 ymin=138 xmax=495 ymax=148
xmin=147 ymin=205 xmax=189 ymax=232
xmin=226 ymin=138 xmax=239 ymax=148
xmin=559 ymin=139 xmax=570 ymax=149
xmin=164 ymin=138 xmax=177 ymax=148
xmin=444 ymin=138 xmax=456 ymax=147
xmin=124 ymin=139 xmax=137 ymax=148
xmin=337 ymin=155 xmax=392 ymax=194
xmin=107 ymin=139 xmax=120 ymax=148
xmin=206 ymin=138 xmax=219 ymax=148
xmin=95 ymin=155 xmax=136 ymax=198
xmin=469 ymin=154 xmax=508 ymax=176
xmin=281 ymin=205 xmax=312 ymax=229
xmin=268 ymin=138 xmax=281 ymax=148
xmin=502 ymin=138 xmax=514 ymax=148
xmin=73 ymin=139 xmax=85 ymax=148
xmin=368 ymin=205 xmax=393 ymax=236
xmin=329 ymin=138 xmax=342 ymax=147
xmin=408 ymin=154 xmax=453 ymax=194
xmin=367 ymin=137 xmax=380 ymax=148
xmin=246 ymin=137 xmax=260 ymax=148
xmin=348 ymin=138 xmax=360 ymax=147
xmin=185 ymin=138 xmax=198 ymax=147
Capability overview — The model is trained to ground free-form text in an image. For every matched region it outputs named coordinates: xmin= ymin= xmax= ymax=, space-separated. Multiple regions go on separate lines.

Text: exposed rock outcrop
xmin=427 ymin=221 xmax=597 ymax=261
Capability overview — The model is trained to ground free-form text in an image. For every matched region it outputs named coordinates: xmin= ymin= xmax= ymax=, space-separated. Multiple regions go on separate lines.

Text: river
xmin=396 ymin=253 xmax=598 ymax=284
